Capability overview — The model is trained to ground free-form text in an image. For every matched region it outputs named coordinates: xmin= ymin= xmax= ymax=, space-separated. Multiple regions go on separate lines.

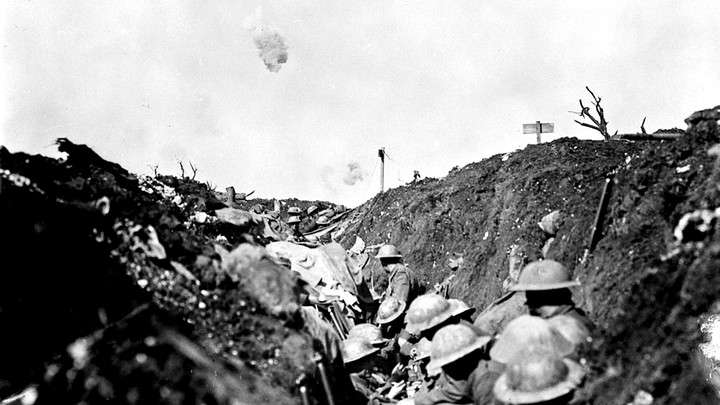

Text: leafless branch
xmin=188 ymin=161 xmax=198 ymax=180
xmin=573 ymin=87 xmax=612 ymax=140
xmin=148 ymin=164 xmax=159 ymax=177
xmin=640 ymin=117 xmax=647 ymax=134
xmin=574 ymin=120 xmax=601 ymax=132
xmin=177 ymin=160 xmax=185 ymax=178
xmin=204 ymin=181 xmax=216 ymax=192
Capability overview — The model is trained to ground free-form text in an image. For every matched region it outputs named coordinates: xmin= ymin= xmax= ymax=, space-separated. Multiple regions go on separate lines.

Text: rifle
xmin=582 ymin=174 xmax=615 ymax=263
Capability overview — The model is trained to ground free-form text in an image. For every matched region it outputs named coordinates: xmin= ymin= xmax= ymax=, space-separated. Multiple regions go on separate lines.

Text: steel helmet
xmin=376 ymin=296 xmax=407 ymax=324
xmin=547 ymin=315 xmax=592 ymax=346
xmin=341 ymin=338 xmax=380 ymax=364
xmin=347 ymin=323 xmax=389 ymax=346
xmin=405 ymin=294 xmax=454 ymax=335
xmin=493 ymin=351 xmax=585 ymax=404
xmin=316 ymin=215 xmax=330 ymax=226
xmin=376 ymin=244 xmax=403 ymax=260
xmin=307 ymin=205 xmax=318 ymax=215
xmin=510 ymin=260 xmax=580 ymax=291
xmin=287 ymin=215 xmax=301 ymax=225
xmin=448 ymin=298 xmax=476 ymax=319
xmin=490 ymin=315 xmax=575 ymax=364
xmin=426 ymin=324 xmax=491 ymax=374
xmin=288 ymin=206 xmax=301 ymax=215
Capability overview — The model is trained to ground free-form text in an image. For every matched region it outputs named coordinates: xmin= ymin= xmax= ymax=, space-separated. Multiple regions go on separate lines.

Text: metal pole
xmin=295 ymin=375 xmax=311 ymax=405
xmin=378 ymin=148 xmax=385 ymax=192
xmin=536 ymin=121 xmax=542 ymax=144
xmin=314 ymin=354 xmax=336 ymax=405
xmin=299 ymin=386 xmax=310 ymax=405
xmin=326 ymin=305 xmax=347 ymax=340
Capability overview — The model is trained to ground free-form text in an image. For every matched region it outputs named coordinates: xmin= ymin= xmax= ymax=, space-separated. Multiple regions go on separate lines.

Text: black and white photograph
xmin=1 ymin=1 xmax=720 ymax=404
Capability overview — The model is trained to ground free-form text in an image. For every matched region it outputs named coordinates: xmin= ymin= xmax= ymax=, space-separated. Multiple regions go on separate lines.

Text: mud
xmin=341 ymin=107 xmax=720 ymax=404
xmin=0 ymin=141 xmax=327 ymax=404
xmin=2 ymin=105 xmax=720 ymax=404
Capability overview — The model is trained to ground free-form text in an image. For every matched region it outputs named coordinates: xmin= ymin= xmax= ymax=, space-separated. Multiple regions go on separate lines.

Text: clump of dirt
xmin=0 ymin=140 xmax=324 ymax=403
xmin=341 ymin=106 xmax=720 ymax=404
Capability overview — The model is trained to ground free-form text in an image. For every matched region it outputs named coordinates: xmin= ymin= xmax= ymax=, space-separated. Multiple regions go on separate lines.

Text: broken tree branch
xmin=177 ymin=161 xmax=185 ymax=178
xmin=573 ymin=87 xmax=612 ymax=140
xmin=574 ymin=120 xmax=601 ymax=132
xmin=641 ymin=117 xmax=647 ymax=134
xmin=188 ymin=161 xmax=198 ymax=180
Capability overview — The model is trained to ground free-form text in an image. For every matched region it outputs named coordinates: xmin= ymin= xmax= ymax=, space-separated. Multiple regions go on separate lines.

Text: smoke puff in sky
xmin=342 ymin=162 xmax=364 ymax=186
xmin=2 ymin=1 xmax=720 ymax=207
xmin=243 ymin=7 xmax=288 ymax=73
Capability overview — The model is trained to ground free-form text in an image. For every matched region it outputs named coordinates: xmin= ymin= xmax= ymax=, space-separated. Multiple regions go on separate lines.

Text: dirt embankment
xmin=0 ymin=140 xmax=336 ymax=404
xmin=341 ymin=106 xmax=720 ymax=404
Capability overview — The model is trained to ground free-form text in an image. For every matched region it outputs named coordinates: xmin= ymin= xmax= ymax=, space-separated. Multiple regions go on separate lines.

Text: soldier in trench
xmin=492 ymin=350 xmax=585 ymax=405
xmin=301 ymin=205 xmax=320 ymax=233
xmin=509 ymin=260 xmax=593 ymax=332
xmin=375 ymin=245 xmax=419 ymax=308
xmin=286 ymin=215 xmax=307 ymax=242
xmin=398 ymin=323 xmax=500 ymax=405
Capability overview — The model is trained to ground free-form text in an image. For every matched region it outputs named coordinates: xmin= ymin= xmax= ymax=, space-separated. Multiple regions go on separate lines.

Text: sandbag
xmin=317 ymin=242 xmax=358 ymax=295
xmin=266 ymin=242 xmax=324 ymax=287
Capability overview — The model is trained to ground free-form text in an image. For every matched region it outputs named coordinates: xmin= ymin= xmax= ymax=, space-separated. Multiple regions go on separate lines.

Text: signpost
xmin=523 ymin=121 xmax=554 ymax=144
xmin=378 ymin=147 xmax=385 ymax=192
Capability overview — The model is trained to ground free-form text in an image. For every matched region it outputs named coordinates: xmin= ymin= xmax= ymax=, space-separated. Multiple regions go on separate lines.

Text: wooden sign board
xmin=522 ymin=123 xmax=555 ymax=134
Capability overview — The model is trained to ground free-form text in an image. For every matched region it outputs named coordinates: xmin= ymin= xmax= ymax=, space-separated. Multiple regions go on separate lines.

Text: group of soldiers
xmin=339 ymin=245 xmax=593 ymax=405
xmin=253 ymin=203 xmax=341 ymax=243
xmin=285 ymin=205 xmax=334 ymax=238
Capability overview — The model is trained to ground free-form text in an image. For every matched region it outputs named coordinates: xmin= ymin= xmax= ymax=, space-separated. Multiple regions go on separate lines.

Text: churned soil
xmin=2 ymin=105 xmax=720 ymax=404
xmin=341 ymin=107 xmax=720 ymax=404
xmin=0 ymin=140 xmax=324 ymax=404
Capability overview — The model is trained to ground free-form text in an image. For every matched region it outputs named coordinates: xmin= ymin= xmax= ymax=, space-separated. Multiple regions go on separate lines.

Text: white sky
xmin=2 ymin=1 xmax=719 ymax=206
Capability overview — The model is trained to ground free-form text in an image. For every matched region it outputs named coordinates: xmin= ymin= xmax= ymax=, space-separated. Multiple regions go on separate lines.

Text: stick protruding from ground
xmin=188 ymin=161 xmax=198 ymax=180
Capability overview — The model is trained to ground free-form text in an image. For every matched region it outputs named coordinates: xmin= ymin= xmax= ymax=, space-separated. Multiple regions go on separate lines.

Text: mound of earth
xmin=0 ymin=140 xmax=341 ymax=404
xmin=341 ymin=106 xmax=720 ymax=404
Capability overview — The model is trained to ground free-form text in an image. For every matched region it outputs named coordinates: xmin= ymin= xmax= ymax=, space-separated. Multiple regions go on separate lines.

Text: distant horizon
xmin=2 ymin=1 xmax=719 ymax=206
xmin=3 ymin=125 xmax=698 ymax=210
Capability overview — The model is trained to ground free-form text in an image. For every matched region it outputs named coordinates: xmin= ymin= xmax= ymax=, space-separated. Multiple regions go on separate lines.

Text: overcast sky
xmin=2 ymin=1 xmax=719 ymax=206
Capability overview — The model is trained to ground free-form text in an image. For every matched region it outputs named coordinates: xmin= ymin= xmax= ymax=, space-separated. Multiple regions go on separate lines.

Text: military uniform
xmin=350 ymin=370 xmax=385 ymax=399
xmin=538 ymin=304 xmax=593 ymax=331
xmin=300 ymin=217 xmax=318 ymax=234
xmin=384 ymin=263 xmax=418 ymax=304
xmin=413 ymin=358 xmax=503 ymax=405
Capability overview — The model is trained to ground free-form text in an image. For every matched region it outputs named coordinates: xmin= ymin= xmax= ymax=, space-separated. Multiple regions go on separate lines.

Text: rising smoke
xmin=243 ymin=7 xmax=288 ymax=73
xmin=342 ymin=162 xmax=365 ymax=185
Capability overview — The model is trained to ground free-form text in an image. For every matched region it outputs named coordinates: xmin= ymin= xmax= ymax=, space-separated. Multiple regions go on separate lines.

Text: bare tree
xmin=573 ymin=86 xmax=617 ymax=140
xmin=188 ymin=161 xmax=198 ymax=180
xmin=177 ymin=160 xmax=185 ymax=178
xmin=640 ymin=117 xmax=647 ymax=134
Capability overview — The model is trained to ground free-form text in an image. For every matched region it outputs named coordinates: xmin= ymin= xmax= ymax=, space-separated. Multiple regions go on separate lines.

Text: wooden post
xmin=378 ymin=147 xmax=385 ymax=192
xmin=225 ymin=186 xmax=236 ymax=205
xmin=524 ymin=122 xmax=554 ymax=142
